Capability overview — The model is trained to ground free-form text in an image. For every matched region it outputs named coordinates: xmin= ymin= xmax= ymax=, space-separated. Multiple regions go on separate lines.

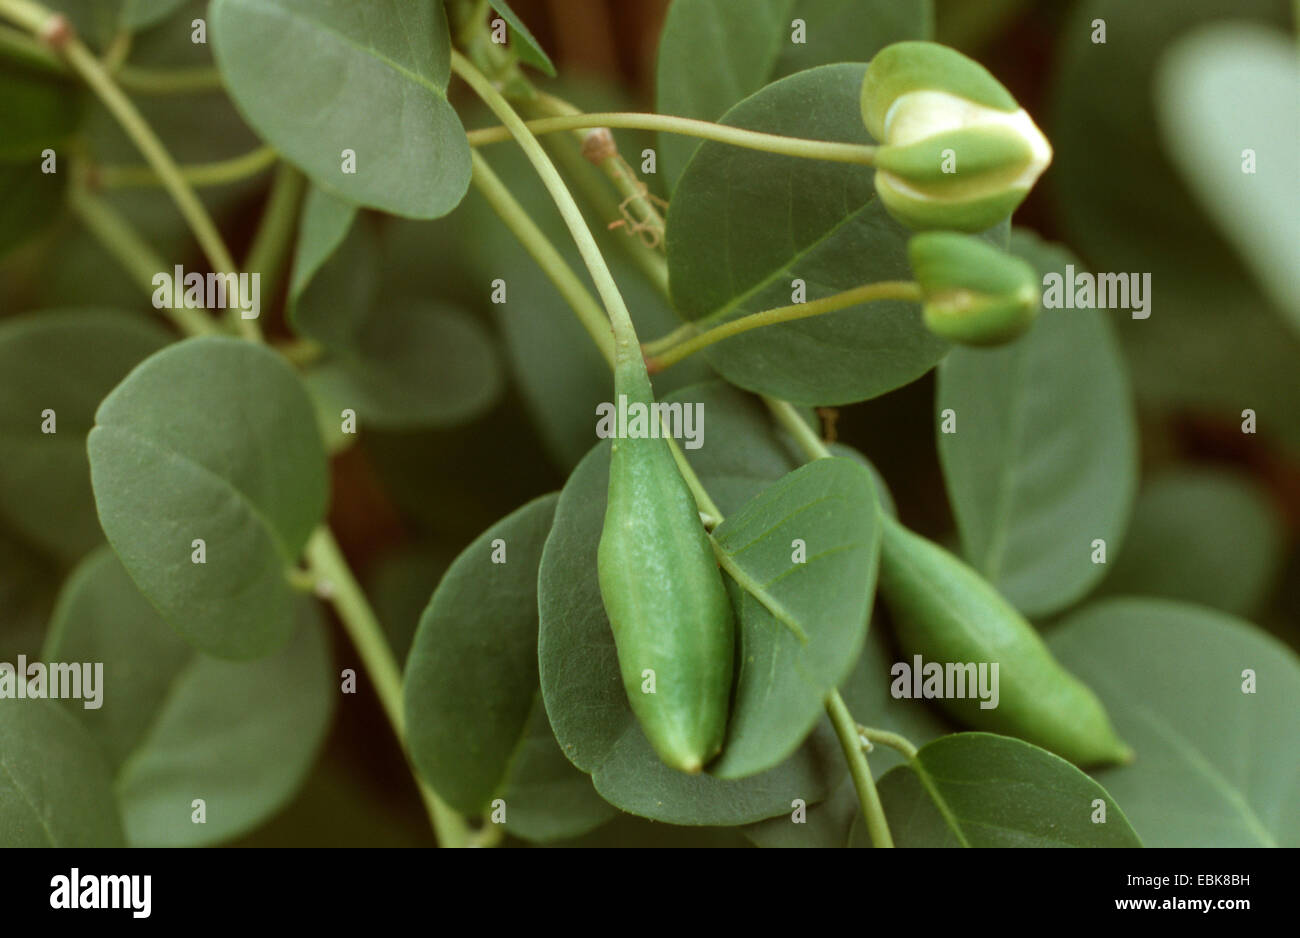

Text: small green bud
xmin=908 ymin=232 xmax=1039 ymax=346
xmin=862 ymin=41 xmax=1052 ymax=232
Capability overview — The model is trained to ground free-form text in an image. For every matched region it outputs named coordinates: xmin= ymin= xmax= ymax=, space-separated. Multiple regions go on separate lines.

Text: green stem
xmin=532 ymin=92 xmax=671 ymax=252
xmin=240 ymin=161 xmax=305 ymax=338
xmin=0 ymin=0 xmax=239 ymax=278
xmin=766 ymin=397 xmax=833 ymax=460
xmin=857 ymin=725 xmax=920 ymax=761
xmin=101 ymin=27 xmax=129 ymax=72
xmin=468 ymin=112 xmax=879 ymax=166
xmin=66 ymin=183 xmax=221 ymax=338
xmin=521 ymin=97 xmax=671 ymax=297
xmin=451 ymin=51 xmax=642 ymax=364
xmin=117 ymin=63 xmax=223 ymax=95
xmin=470 ymin=150 xmax=615 ymax=368
xmin=303 ymin=528 xmax=471 ymax=848
xmin=827 ymin=690 xmax=894 ymax=847
xmin=0 ymin=19 xmax=56 ymax=69
xmin=642 ymin=321 xmax=697 ymax=356
xmin=648 ymin=281 xmax=922 ymax=372
xmin=275 ymin=337 xmax=325 ymax=368
xmin=97 ymin=146 xmax=278 ymax=189
xmin=666 ymin=436 xmax=723 ymax=523
xmin=0 ymin=24 xmax=222 ymax=91
xmin=64 ymin=41 xmax=237 ymax=274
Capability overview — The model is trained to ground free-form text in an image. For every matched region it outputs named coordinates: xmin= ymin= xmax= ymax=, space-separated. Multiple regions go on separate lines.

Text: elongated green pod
xmin=596 ymin=360 xmax=735 ymax=773
xmin=878 ymin=515 xmax=1132 ymax=767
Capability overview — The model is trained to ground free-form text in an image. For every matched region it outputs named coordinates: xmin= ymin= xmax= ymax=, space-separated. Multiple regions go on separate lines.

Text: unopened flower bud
xmin=862 ymin=41 xmax=1052 ymax=232
xmin=908 ymin=232 xmax=1039 ymax=346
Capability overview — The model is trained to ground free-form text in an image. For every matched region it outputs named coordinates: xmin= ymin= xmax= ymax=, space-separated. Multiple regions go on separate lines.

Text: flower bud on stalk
xmin=862 ymin=41 xmax=1052 ymax=232
xmin=909 ymin=232 xmax=1039 ymax=346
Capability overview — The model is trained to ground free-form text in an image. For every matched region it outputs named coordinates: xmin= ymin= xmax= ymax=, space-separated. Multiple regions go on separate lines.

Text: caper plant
xmin=0 ymin=0 xmax=1295 ymax=851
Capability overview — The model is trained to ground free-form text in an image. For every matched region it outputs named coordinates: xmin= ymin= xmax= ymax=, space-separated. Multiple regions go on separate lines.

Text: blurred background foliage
xmin=0 ymin=0 xmax=1296 ymax=846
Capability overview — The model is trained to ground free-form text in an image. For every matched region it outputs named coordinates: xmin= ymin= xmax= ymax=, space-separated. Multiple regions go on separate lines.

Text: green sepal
xmin=909 ymin=232 xmax=1039 ymax=345
xmin=874 ymin=125 xmax=1037 ymax=194
xmin=861 ymin=41 xmax=1018 ymax=142
xmin=875 ymin=179 xmax=1026 ymax=234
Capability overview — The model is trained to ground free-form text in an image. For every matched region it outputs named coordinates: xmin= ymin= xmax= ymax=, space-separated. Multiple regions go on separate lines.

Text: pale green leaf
xmin=404 ymin=495 xmax=615 ymax=843
xmin=936 ymin=231 xmax=1137 ymax=617
xmin=1049 ymin=598 xmax=1300 ymax=847
xmin=88 ymin=337 xmax=329 ymax=659
xmin=709 ymin=457 xmax=880 ymax=778
xmin=42 ymin=548 xmax=335 ymax=846
xmin=210 ymin=0 xmax=471 ymax=218
xmin=0 ymin=310 xmax=170 ymax=561
xmin=870 ymin=732 xmax=1142 ymax=847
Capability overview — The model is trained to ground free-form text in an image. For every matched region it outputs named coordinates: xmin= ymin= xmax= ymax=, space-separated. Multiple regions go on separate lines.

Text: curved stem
xmin=303 ymin=528 xmax=471 ymax=848
xmin=0 ymin=24 xmax=222 ymax=92
xmin=275 ymin=337 xmax=325 ymax=368
xmin=642 ymin=321 xmax=697 ymax=356
xmin=767 ymin=398 xmax=832 ymax=459
xmin=101 ymin=27 xmax=129 ymax=72
xmin=62 ymin=41 xmax=237 ymax=274
xmin=240 ymin=161 xmax=305 ymax=338
xmin=0 ymin=0 xmax=238 ymax=277
xmin=520 ymin=95 xmax=671 ymax=296
xmin=117 ymin=63 xmax=223 ymax=94
xmin=470 ymin=150 xmax=615 ymax=368
xmin=451 ymin=51 xmax=641 ymax=364
xmin=98 ymin=146 xmax=278 ymax=189
xmin=468 ymin=112 xmax=879 ymax=166
xmin=0 ymin=19 xmax=55 ymax=69
xmin=667 ymin=436 xmax=722 ymax=523
xmin=66 ymin=183 xmax=221 ymax=338
xmin=857 ymin=725 xmax=920 ymax=761
xmin=648 ymin=281 xmax=922 ymax=372
xmin=827 ymin=690 xmax=894 ymax=848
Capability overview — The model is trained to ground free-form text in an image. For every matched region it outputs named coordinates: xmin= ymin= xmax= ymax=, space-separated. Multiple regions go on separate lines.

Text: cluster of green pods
xmin=594 ymin=40 xmax=1124 ymax=777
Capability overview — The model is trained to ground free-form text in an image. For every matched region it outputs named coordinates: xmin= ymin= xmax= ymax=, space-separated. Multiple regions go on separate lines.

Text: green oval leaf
xmin=1097 ymin=468 xmax=1285 ymax=617
xmin=1048 ymin=597 xmax=1300 ymax=847
xmin=1156 ymin=24 xmax=1300 ymax=335
xmin=42 ymin=548 xmax=335 ymax=846
xmin=0 ymin=698 xmax=125 ymax=846
xmin=0 ymin=310 xmax=170 ymax=561
xmin=867 ymin=732 xmax=1142 ymax=847
xmin=289 ymin=185 xmax=357 ymax=305
xmin=1051 ymin=0 xmax=1300 ymax=453
xmin=655 ymin=0 xmax=932 ymax=188
xmin=294 ymin=219 xmax=504 ymax=428
xmin=666 ymin=64 xmax=1007 ymax=405
xmin=88 ymin=337 xmax=329 ymax=659
xmin=710 ymin=457 xmax=880 ymax=778
xmin=486 ymin=0 xmax=555 ymax=76
xmin=404 ymin=494 xmax=615 ymax=843
xmin=936 ymin=231 xmax=1138 ymax=617
xmin=539 ymin=437 xmax=846 ymax=825
xmin=210 ymin=0 xmax=471 ymax=218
